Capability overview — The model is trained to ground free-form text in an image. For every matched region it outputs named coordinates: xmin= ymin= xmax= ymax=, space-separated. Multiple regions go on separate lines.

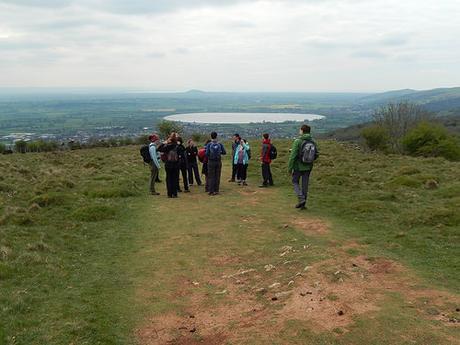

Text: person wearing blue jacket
xmin=148 ymin=134 xmax=161 ymax=195
xmin=205 ymin=132 xmax=226 ymax=195
xmin=234 ymin=139 xmax=250 ymax=186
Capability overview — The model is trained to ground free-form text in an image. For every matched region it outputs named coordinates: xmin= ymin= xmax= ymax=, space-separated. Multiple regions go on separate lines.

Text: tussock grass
xmin=72 ymin=205 xmax=117 ymax=222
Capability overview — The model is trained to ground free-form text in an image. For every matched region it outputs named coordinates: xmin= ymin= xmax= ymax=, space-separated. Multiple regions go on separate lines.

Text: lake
xmin=163 ymin=112 xmax=325 ymax=124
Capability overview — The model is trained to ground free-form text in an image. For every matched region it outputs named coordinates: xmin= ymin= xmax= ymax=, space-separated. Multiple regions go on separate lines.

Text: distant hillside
xmin=323 ymin=112 xmax=460 ymax=142
xmin=357 ymin=87 xmax=460 ymax=112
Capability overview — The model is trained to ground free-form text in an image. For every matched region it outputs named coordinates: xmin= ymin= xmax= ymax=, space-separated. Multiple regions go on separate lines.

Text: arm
xmin=261 ymin=144 xmax=268 ymax=161
xmin=149 ymin=145 xmax=161 ymax=169
xmin=221 ymin=143 xmax=226 ymax=155
xmin=205 ymin=143 xmax=210 ymax=157
xmin=313 ymin=140 xmax=320 ymax=160
xmin=287 ymin=139 xmax=299 ymax=173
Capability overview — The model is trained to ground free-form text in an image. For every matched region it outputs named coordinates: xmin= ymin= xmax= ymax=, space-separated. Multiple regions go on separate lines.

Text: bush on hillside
xmin=361 ymin=125 xmax=390 ymax=151
xmin=156 ymin=120 xmax=183 ymax=139
xmin=402 ymin=121 xmax=460 ymax=161
xmin=14 ymin=140 xmax=28 ymax=153
xmin=191 ymin=132 xmax=206 ymax=143
xmin=373 ymin=102 xmax=432 ymax=152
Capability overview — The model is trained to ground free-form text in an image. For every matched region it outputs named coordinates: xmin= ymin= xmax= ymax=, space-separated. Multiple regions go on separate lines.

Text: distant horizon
xmin=0 ymin=85 xmax=459 ymax=95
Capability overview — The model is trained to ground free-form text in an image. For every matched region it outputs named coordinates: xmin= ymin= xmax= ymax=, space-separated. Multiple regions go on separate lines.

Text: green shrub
xmin=361 ymin=125 xmax=390 ymax=151
xmin=402 ymin=122 xmax=460 ymax=161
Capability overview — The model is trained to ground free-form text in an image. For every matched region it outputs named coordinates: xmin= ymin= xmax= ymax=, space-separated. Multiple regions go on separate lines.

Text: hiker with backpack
xmin=185 ymin=139 xmax=202 ymax=186
xmin=198 ymin=140 xmax=211 ymax=192
xmin=205 ymin=132 xmax=226 ymax=195
xmin=140 ymin=134 xmax=161 ymax=195
xmin=228 ymin=134 xmax=241 ymax=182
xmin=259 ymin=133 xmax=275 ymax=187
xmin=288 ymin=124 xmax=319 ymax=210
xmin=176 ymin=137 xmax=190 ymax=193
xmin=158 ymin=133 xmax=180 ymax=198
xmin=233 ymin=138 xmax=250 ymax=186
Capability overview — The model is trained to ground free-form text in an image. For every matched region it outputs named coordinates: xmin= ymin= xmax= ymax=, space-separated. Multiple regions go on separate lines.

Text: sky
xmin=0 ymin=0 xmax=459 ymax=92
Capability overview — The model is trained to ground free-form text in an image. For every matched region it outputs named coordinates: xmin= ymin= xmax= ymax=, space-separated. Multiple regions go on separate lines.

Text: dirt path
xmin=133 ymin=168 xmax=460 ymax=345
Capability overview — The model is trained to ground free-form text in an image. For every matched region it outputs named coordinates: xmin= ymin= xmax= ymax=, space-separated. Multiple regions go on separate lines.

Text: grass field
xmin=0 ymin=141 xmax=459 ymax=344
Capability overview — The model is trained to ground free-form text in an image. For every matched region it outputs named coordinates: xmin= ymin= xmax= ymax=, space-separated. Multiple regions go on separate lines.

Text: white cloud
xmin=0 ymin=0 xmax=459 ymax=91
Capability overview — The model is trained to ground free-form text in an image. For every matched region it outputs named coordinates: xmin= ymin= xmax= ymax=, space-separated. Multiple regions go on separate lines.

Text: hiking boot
xmin=242 ymin=181 xmax=248 ymax=186
xmin=259 ymin=184 xmax=267 ymax=188
xmin=295 ymin=201 xmax=306 ymax=209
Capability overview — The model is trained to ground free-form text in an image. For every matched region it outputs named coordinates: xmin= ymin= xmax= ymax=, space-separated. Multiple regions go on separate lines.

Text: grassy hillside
xmin=323 ymin=113 xmax=460 ymax=142
xmin=1 ymin=142 xmax=459 ymax=344
xmin=357 ymin=87 xmax=460 ymax=112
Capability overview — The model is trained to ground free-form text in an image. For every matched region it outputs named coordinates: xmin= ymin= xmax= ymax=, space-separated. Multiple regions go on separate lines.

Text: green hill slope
xmin=1 ymin=143 xmax=459 ymax=344
xmin=358 ymin=87 xmax=460 ymax=112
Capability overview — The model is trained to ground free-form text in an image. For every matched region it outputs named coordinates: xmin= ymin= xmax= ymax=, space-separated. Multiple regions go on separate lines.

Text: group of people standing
xmin=144 ymin=124 xmax=318 ymax=209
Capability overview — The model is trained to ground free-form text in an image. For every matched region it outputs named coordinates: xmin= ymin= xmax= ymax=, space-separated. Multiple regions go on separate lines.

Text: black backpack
xmin=299 ymin=140 xmax=317 ymax=164
xmin=167 ymin=146 xmax=179 ymax=162
xmin=140 ymin=145 xmax=152 ymax=164
xmin=269 ymin=144 xmax=277 ymax=160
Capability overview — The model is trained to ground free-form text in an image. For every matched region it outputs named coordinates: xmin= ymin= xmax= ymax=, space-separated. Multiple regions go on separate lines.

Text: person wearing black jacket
xmin=176 ymin=137 xmax=190 ymax=193
xmin=158 ymin=133 xmax=180 ymax=198
xmin=228 ymin=133 xmax=241 ymax=182
xmin=185 ymin=139 xmax=202 ymax=186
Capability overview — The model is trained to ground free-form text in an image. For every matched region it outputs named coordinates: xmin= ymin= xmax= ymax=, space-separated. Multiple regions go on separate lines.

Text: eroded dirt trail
xmin=135 ymin=178 xmax=460 ymax=345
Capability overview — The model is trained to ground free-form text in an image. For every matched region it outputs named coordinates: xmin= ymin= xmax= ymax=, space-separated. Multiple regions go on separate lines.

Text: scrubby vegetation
xmin=403 ymin=121 xmax=460 ymax=160
xmin=359 ymin=102 xmax=460 ymax=161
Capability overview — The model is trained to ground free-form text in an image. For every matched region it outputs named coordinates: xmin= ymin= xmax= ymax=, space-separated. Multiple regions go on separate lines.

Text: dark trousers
xmin=261 ymin=163 xmax=273 ymax=185
xmin=292 ymin=170 xmax=312 ymax=203
xmin=187 ymin=161 xmax=202 ymax=185
xmin=177 ymin=164 xmax=189 ymax=191
xmin=165 ymin=163 xmax=179 ymax=197
xmin=202 ymin=163 xmax=209 ymax=192
xmin=208 ymin=160 xmax=222 ymax=193
xmin=149 ymin=163 xmax=159 ymax=193
xmin=236 ymin=163 xmax=248 ymax=181
xmin=231 ymin=163 xmax=237 ymax=180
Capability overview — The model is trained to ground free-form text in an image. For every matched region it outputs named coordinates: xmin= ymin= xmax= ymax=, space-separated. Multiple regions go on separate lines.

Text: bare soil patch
xmin=137 ymin=221 xmax=459 ymax=344
xmin=291 ymin=217 xmax=330 ymax=235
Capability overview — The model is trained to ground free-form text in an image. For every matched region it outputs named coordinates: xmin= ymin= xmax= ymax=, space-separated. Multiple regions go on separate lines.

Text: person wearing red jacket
xmin=260 ymin=133 xmax=274 ymax=187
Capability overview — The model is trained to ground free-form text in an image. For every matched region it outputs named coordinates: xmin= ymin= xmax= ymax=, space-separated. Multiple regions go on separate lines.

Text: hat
xmin=149 ymin=134 xmax=159 ymax=142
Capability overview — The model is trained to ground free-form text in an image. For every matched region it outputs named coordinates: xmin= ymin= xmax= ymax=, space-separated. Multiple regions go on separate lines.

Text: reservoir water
xmin=163 ymin=112 xmax=325 ymax=124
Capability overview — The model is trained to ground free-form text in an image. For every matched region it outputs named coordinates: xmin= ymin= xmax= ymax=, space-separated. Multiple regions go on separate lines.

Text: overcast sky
xmin=0 ymin=0 xmax=459 ymax=92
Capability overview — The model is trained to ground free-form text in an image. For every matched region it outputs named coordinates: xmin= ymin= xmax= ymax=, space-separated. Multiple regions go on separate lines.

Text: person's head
xmin=167 ymin=133 xmax=177 ymax=143
xmin=149 ymin=134 xmax=159 ymax=143
xmin=263 ymin=133 xmax=269 ymax=140
xmin=233 ymin=133 xmax=240 ymax=141
xmin=187 ymin=139 xmax=194 ymax=146
xmin=300 ymin=124 xmax=311 ymax=134
xmin=210 ymin=132 xmax=218 ymax=140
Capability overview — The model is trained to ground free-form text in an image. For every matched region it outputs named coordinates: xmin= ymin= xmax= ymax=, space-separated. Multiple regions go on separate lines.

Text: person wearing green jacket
xmin=288 ymin=124 xmax=319 ymax=210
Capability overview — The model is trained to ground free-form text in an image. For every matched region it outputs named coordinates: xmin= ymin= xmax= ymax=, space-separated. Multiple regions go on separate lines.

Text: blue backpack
xmin=208 ymin=142 xmax=222 ymax=161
